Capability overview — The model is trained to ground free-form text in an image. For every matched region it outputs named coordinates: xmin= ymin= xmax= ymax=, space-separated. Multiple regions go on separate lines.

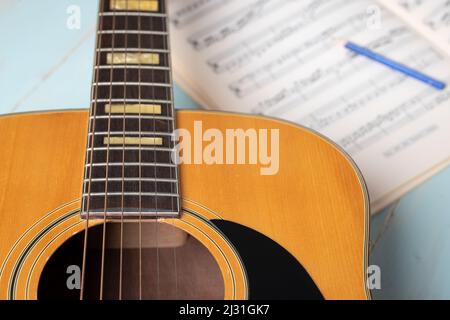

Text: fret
xmin=94 ymin=68 xmax=170 ymax=84
xmin=81 ymin=211 xmax=179 ymax=218
xmin=99 ymin=33 xmax=167 ymax=49
xmin=82 ymin=195 xmax=179 ymax=217
xmin=82 ymin=194 xmax=179 ymax=216
xmin=86 ymin=163 xmax=176 ymax=168
xmin=98 ymin=30 xmax=168 ymax=36
xmin=92 ymin=98 xmax=172 ymax=104
xmin=99 ymin=12 xmax=167 ymax=18
xmin=89 ymin=117 xmax=173 ymax=132
xmin=82 ymin=179 xmax=176 ymax=198
xmin=87 ymin=147 xmax=175 ymax=152
xmin=85 ymin=192 xmax=179 ymax=197
xmin=87 ymin=149 xmax=173 ymax=163
xmin=84 ymin=180 xmax=177 ymax=194
xmin=95 ymin=65 xmax=170 ymax=70
xmin=82 ymin=208 xmax=179 ymax=218
xmin=93 ymin=82 xmax=171 ymax=88
xmin=86 ymin=178 xmax=178 ymax=183
xmin=86 ymin=146 xmax=177 ymax=165
xmin=83 ymin=180 xmax=179 ymax=200
xmin=91 ymin=114 xmax=173 ymax=124
xmin=97 ymin=48 xmax=169 ymax=53
xmin=101 ymin=15 xmax=167 ymax=32
xmin=88 ymin=131 xmax=174 ymax=136
xmin=88 ymin=119 xmax=173 ymax=134
xmin=93 ymin=85 xmax=171 ymax=100
xmin=85 ymin=165 xmax=176 ymax=179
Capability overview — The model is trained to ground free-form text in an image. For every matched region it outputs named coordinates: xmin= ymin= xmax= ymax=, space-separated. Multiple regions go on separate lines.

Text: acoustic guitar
xmin=0 ymin=0 xmax=370 ymax=300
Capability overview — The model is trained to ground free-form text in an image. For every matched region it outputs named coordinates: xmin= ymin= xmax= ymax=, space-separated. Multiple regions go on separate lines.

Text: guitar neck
xmin=95 ymin=0 xmax=173 ymax=106
xmin=82 ymin=0 xmax=180 ymax=219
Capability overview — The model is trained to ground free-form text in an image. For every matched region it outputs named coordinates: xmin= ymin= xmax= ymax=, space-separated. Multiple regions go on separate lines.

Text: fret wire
xmin=92 ymin=98 xmax=172 ymax=104
xmin=97 ymin=48 xmax=170 ymax=53
xmin=90 ymin=116 xmax=173 ymax=121
xmin=99 ymin=12 xmax=168 ymax=18
xmin=81 ymin=212 xmax=180 ymax=218
xmin=87 ymin=146 xmax=175 ymax=151
xmin=89 ymin=131 xmax=174 ymax=136
xmin=93 ymin=82 xmax=172 ymax=87
xmin=86 ymin=177 xmax=178 ymax=183
xmin=95 ymin=65 xmax=170 ymax=70
xmin=84 ymin=192 xmax=180 ymax=197
xmin=98 ymin=30 xmax=168 ymax=35
xmin=86 ymin=162 xmax=177 ymax=167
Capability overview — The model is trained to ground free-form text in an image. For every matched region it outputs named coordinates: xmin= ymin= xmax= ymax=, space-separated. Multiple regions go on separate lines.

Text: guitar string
xmin=162 ymin=0 xmax=179 ymax=299
xmin=99 ymin=0 xmax=118 ymax=300
xmin=80 ymin=0 xmax=106 ymax=300
xmin=150 ymin=0 xmax=160 ymax=300
xmin=118 ymin=1 xmax=130 ymax=300
xmin=137 ymin=0 xmax=143 ymax=300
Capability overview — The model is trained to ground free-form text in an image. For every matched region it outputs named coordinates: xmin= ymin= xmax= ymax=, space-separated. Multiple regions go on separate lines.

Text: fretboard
xmin=82 ymin=0 xmax=180 ymax=219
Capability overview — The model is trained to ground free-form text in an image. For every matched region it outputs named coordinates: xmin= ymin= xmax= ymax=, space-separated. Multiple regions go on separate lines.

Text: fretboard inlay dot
xmin=110 ymin=0 xmax=159 ymax=12
xmin=104 ymin=137 xmax=164 ymax=146
xmin=105 ymin=104 xmax=162 ymax=114
xmin=106 ymin=52 xmax=160 ymax=65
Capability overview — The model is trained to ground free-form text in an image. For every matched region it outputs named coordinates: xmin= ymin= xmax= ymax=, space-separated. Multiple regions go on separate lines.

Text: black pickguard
xmin=212 ymin=220 xmax=324 ymax=300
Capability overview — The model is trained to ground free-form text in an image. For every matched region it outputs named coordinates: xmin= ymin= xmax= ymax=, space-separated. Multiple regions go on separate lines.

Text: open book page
xmin=167 ymin=0 xmax=450 ymax=213
xmin=376 ymin=0 xmax=450 ymax=59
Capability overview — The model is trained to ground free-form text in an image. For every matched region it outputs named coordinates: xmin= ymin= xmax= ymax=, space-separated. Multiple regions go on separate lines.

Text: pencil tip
xmin=333 ymin=37 xmax=346 ymax=47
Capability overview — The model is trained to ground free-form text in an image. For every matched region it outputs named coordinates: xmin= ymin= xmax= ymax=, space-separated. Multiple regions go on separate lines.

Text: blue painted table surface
xmin=1 ymin=0 xmax=450 ymax=300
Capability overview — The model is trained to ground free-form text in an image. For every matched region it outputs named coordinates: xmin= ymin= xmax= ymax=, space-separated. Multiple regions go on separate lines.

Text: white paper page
xmin=167 ymin=0 xmax=450 ymax=212
xmin=377 ymin=0 xmax=450 ymax=59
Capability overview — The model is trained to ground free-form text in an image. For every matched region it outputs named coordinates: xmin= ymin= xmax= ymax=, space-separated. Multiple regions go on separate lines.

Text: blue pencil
xmin=345 ymin=41 xmax=446 ymax=90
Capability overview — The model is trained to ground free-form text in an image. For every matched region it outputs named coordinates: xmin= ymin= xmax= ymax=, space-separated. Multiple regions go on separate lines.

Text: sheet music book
xmin=376 ymin=0 xmax=450 ymax=59
xmin=167 ymin=0 xmax=450 ymax=213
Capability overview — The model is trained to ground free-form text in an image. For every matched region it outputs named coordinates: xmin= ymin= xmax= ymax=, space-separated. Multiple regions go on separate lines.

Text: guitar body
xmin=0 ymin=110 xmax=370 ymax=300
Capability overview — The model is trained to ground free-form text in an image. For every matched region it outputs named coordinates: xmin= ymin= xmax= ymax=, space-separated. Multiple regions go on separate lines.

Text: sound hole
xmin=38 ymin=222 xmax=224 ymax=300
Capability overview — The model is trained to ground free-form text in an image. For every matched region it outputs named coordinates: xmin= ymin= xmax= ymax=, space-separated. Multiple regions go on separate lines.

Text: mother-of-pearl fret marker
xmin=105 ymin=104 xmax=162 ymax=115
xmin=110 ymin=0 xmax=159 ymax=12
xmin=107 ymin=53 xmax=160 ymax=65
xmin=104 ymin=137 xmax=163 ymax=146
